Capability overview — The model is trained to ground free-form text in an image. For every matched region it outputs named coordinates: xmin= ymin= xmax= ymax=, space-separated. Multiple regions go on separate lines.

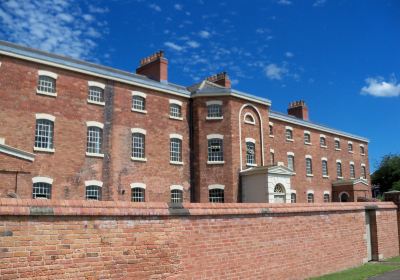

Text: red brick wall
xmin=0 ymin=200 xmax=397 ymax=279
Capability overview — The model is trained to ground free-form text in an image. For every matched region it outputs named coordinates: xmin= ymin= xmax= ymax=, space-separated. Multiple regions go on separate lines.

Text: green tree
xmin=372 ymin=154 xmax=400 ymax=193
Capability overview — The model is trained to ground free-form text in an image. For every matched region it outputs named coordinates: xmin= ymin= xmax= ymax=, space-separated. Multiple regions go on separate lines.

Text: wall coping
xmin=0 ymin=199 xmax=396 ymax=217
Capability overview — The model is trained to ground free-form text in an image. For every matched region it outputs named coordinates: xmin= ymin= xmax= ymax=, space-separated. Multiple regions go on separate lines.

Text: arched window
xmin=244 ymin=113 xmax=255 ymax=124
xmin=86 ymin=185 xmax=102 ymax=200
xmin=307 ymin=193 xmax=314 ymax=203
xmin=209 ymin=185 xmax=224 ymax=203
xmin=304 ymin=131 xmax=311 ymax=144
xmin=323 ymin=193 xmax=330 ymax=202
xmin=133 ymin=95 xmax=146 ymax=111
xmin=131 ymin=183 xmax=146 ymax=202
xmin=291 ymin=193 xmax=296 ymax=203
xmin=287 ymin=154 xmax=295 ymax=171
xmin=335 ymin=139 xmax=341 ymax=150
xmin=32 ymin=177 xmax=53 ymax=199
xmin=246 ymin=140 xmax=256 ymax=166
xmin=350 ymin=163 xmax=355 ymax=179
xmin=131 ymin=129 xmax=146 ymax=160
xmin=361 ymin=165 xmax=367 ymax=179
xmin=348 ymin=142 xmax=353 ymax=152
xmin=320 ymin=135 xmax=326 ymax=147
xmin=285 ymin=127 xmax=293 ymax=141
xmin=340 ymin=192 xmax=349 ymax=202
xmin=269 ymin=122 xmax=274 ymax=136
xmin=37 ymin=71 xmax=57 ymax=95
xmin=360 ymin=145 xmax=365 ymax=155
xmin=207 ymin=101 xmax=223 ymax=119
xmin=35 ymin=115 xmax=55 ymax=151
xmin=87 ymin=126 xmax=103 ymax=154
xmin=322 ymin=159 xmax=328 ymax=176
xmin=170 ymin=186 xmax=183 ymax=203
xmin=270 ymin=150 xmax=275 ymax=165
xmin=273 ymin=184 xmax=286 ymax=203
xmin=207 ymin=135 xmax=224 ymax=163
xmin=170 ymin=136 xmax=182 ymax=163
xmin=306 ymin=157 xmax=313 ymax=175
xmin=169 ymin=100 xmax=182 ymax=119
xmin=336 ymin=162 xmax=343 ymax=178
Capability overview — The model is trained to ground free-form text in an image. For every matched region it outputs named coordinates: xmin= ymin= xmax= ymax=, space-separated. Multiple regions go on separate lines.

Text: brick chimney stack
xmin=287 ymin=100 xmax=309 ymax=120
xmin=206 ymin=72 xmax=231 ymax=88
xmin=136 ymin=50 xmax=168 ymax=83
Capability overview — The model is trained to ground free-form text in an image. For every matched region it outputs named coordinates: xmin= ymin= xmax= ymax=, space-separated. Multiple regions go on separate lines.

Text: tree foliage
xmin=372 ymin=154 xmax=400 ymax=193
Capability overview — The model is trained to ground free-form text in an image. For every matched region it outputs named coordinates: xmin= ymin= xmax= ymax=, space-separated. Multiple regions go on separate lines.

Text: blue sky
xmin=0 ymin=0 xmax=399 ymax=170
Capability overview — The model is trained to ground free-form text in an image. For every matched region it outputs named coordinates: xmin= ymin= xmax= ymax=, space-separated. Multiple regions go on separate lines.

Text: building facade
xmin=0 ymin=41 xmax=371 ymax=203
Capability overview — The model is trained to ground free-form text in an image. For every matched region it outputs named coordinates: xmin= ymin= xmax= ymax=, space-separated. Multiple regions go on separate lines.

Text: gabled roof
xmin=270 ymin=111 xmax=369 ymax=143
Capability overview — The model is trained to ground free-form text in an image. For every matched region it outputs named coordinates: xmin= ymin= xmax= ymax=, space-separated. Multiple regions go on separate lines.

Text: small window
xmin=244 ymin=113 xmax=255 ymax=124
xmin=320 ymin=136 xmax=326 ymax=147
xmin=360 ymin=146 xmax=365 ymax=155
xmin=350 ymin=164 xmax=355 ymax=179
xmin=287 ymin=155 xmax=295 ymax=171
xmin=348 ymin=142 xmax=353 ymax=152
xmin=132 ymin=133 xmax=145 ymax=159
xmin=336 ymin=162 xmax=343 ymax=178
xmin=335 ymin=140 xmax=341 ymax=150
xmin=35 ymin=119 xmax=54 ymax=150
xmin=286 ymin=129 xmax=293 ymax=141
xmin=306 ymin=158 xmax=313 ymax=175
xmin=170 ymin=103 xmax=182 ymax=118
xmin=324 ymin=193 xmax=330 ymax=203
xmin=88 ymin=86 xmax=104 ymax=103
xmin=86 ymin=185 xmax=102 ymax=200
xmin=132 ymin=95 xmax=146 ymax=111
xmin=33 ymin=182 xmax=51 ymax=199
xmin=304 ymin=132 xmax=311 ymax=144
xmin=340 ymin=192 xmax=349 ymax=202
xmin=208 ymin=138 xmax=223 ymax=162
xmin=322 ymin=160 xmax=328 ymax=176
xmin=171 ymin=189 xmax=183 ymax=203
xmin=37 ymin=75 xmax=56 ymax=94
xmin=87 ymin=127 xmax=103 ymax=154
xmin=269 ymin=124 xmax=274 ymax=136
xmin=307 ymin=193 xmax=314 ymax=203
xmin=170 ymin=138 xmax=182 ymax=163
xmin=270 ymin=152 xmax=275 ymax=165
xmin=209 ymin=189 xmax=224 ymax=203
xmin=207 ymin=104 xmax=222 ymax=118
xmin=362 ymin=165 xmax=367 ymax=179
xmin=131 ymin=187 xmax=145 ymax=202
xmin=246 ymin=142 xmax=256 ymax=166
xmin=290 ymin=193 xmax=296 ymax=203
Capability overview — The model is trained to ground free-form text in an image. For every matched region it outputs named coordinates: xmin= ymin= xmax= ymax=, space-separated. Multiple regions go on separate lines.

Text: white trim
xmin=170 ymin=116 xmax=183 ymax=121
xmin=244 ymin=112 xmax=256 ymax=125
xmin=132 ymin=91 xmax=147 ymax=98
xmin=87 ymin=100 xmax=105 ymax=106
xmin=34 ymin=147 xmax=55 ymax=153
xmin=191 ymin=92 xmax=271 ymax=106
xmin=320 ymin=134 xmax=326 ymax=138
xmin=170 ymin=185 xmax=183 ymax=191
xmin=170 ymin=161 xmax=184 ymax=165
xmin=131 ymin=157 xmax=147 ymax=162
xmin=238 ymin=104 xmax=265 ymax=170
xmin=170 ymin=133 xmax=183 ymax=140
xmin=32 ymin=176 xmax=53 ymax=184
xmin=38 ymin=70 xmax=58 ymax=79
xmin=321 ymin=157 xmax=328 ymax=161
xmin=169 ymin=99 xmax=183 ymax=106
xmin=361 ymin=163 xmax=366 ymax=167
xmin=339 ymin=191 xmax=350 ymax=202
xmin=307 ymin=190 xmax=315 ymax=194
xmin=323 ymin=190 xmax=330 ymax=195
xmin=336 ymin=159 xmax=342 ymax=163
xmin=290 ymin=190 xmax=297 ymax=194
xmin=207 ymin=161 xmax=225 ymax=165
xmin=85 ymin=180 xmax=103 ymax=187
xmin=0 ymin=141 xmax=35 ymax=162
xmin=35 ymin=113 xmax=55 ymax=122
xmin=36 ymin=90 xmax=57 ymax=97
xmin=270 ymin=149 xmax=275 ymax=153
xmin=348 ymin=141 xmax=353 ymax=144
xmin=287 ymin=152 xmax=294 ymax=156
xmin=206 ymin=116 xmax=223 ymax=120
xmin=349 ymin=161 xmax=355 ymax=165
xmin=245 ymin=137 xmax=256 ymax=144
xmin=131 ymin=128 xmax=146 ymax=135
xmin=269 ymin=122 xmax=274 ymax=126
xmin=305 ymin=155 xmax=312 ymax=159
xmin=334 ymin=137 xmax=340 ymax=141
xmin=206 ymin=100 xmax=222 ymax=106
xmin=207 ymin=134 xmax=223 ymax=140
xmin=304 ymin=130 xmax=311 ymax=135
xmin=86 ymin=121 xmax=104 ymax=129
xmin=86 ymin=152 xmax=104 ymax=158
xmin=130 ymin=183 xmax=146 ymax=189
xmin=88 ymin=81 xmax=105 ymax=89
xmin=360 ymin=144 xmax=364 ymax=147
xmin=208 ymin=184 xmax=225 ymax=190
xmin=285 ymin=126 xmax=293 ymax=131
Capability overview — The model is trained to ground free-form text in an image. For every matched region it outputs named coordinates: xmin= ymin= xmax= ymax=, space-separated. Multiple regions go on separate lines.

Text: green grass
xmin=310 ymin=257 xmax=400 ymax=280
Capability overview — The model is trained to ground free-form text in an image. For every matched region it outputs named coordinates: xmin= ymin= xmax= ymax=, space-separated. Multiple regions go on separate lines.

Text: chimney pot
xmin=136 ymin=50 xmax=168 ymax=82
xmin=206 ymin=71 xmax=231 ymax=88
xmin=287 ymin=100 xmax=309 ymax=120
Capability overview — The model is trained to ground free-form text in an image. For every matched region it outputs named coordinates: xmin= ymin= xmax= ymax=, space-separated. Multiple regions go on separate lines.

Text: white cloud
xmin=187 ymin=40 xmax=200 ymax=48
xmin=313 ymin=0 xmax=327 ymax=7
xmin=164 ymin=41 xmax=184 ymax=51
xmin=277 ymin=0 xmax=292 ymax=5
xmin=361 ymin=76 xmax=400 ymax=97
xmin=0 ymin=0 xmax=108 ymax=60
xmin=174 ymin=4 xmax=183 ymax=10
xmin=149 ymin=3 xmax=161 ymax=12
xmin=285 ymin=52 xmax=294 ymax=58
xmin=199 ymin=30 xmax=211 ymax=39
xmin=265 ymin=63 xmax=288 ymax=80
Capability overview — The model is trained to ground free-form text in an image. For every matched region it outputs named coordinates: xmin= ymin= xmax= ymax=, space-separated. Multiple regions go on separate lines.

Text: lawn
xmin=310 ymin=256 xmax=400 ymax=280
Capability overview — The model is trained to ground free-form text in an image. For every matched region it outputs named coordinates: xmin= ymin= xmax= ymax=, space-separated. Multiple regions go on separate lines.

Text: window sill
xmin=246 ymin=163 xmax=257 ymax=167
xmin=207 ymin=161 xmax=225 ymax=165
xmin=337 ymin=176 xmax=344 ymax=180
xmin=361 ymin=153 xmax=365 ymax=156
xmin=36 ymin=90 xmax=57 ymax=97
xmin=269 ymin=135 xmax=274 ymax=138
xmin=304 ymin=142 xmax=312 ymax=145
xmin=170 ymin=161 xmax=184 ymax=165
xmin=286 ymin=139 xmax=294 ymax=142
xmin=86 ymin=152 xmax=104 ymax=158
xmin=132 ymin=108 xmax=147 ymax=114
xmin=170 ymin=116 xmax=183 ymax=121
xmin=348 ymin=151 xmax=354 ymax=154
xmin=323 ymin=175 xmax=330 ymax=179
xmin=206 ymin=116 xmax=223 ymax=120
xmin=34 ymin=147 xmax=55 ymax=153
xmin=335 ymin=148 xmax=341 ymax=151
xmin=131 ymin=157 xmax=147 ymax=162
xmin=244 ymin=121 xmax=255 ymax=125
xmin=320 ymin=145 xmax=327 ymax=149
xmin=306 ymin=174 xmax=314 ymax=177
xmin=87 ymin=99 xmax=105 ymax=106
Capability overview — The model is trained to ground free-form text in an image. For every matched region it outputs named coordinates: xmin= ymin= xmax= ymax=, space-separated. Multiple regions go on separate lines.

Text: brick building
xmin=0 ymin=40 xmax=371 ymax=203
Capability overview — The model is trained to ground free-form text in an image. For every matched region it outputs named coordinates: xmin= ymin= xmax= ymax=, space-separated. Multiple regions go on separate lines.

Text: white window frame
xmin=87 ymin=81 xmax=106 ymax=106
xmin=131 ymin=91 xmax=147 ymax=114
xmin=86 ymin=121 xmax=104 ymax=158
xmin=321 ymin=157 xmax=329 ymax=178
xmin=334 ymin=137 xmax=341 ymax=151
xmin=170 ymin=134 xmax=183 ymax=165
xmin=207 ymin=134 xmax=224 ymax=164
xmin=361 ymin=163 xmax=367 ymax=179
xmin=130 ymin=183 xmax=146 ymax=202
xmin=85 ymin=180 xmax=103 ymax=200
xmin=208 ymin=184 xmax=225 ymax=203
xmin=37 ymin=70 xmax=58 ymax=97
xmin=305 ymin=155 xmax=313 ymax=176
xmin=304 ymin=131 xmax=311 ymax=145
xmin=323 ymin=191 xmax=330 ymax=202
xmin=131 ymin=128 xmax=147 ymax=162
xmin=285 ymin=126 xmax=294 ymax=142
xmin=170 ymin=185 xmax=184 ymax=203
xmin=169 ymin=99 xmax=183 ymax=120
xmin=245 ymin=138 xmax=256 ymax=166
xmin=32 ymin=176 xmax=53 ymax=199
xmin=336 ymin=159 xmax=343 ymax=179
xmin=270 ymin=149 xmax=275 ymax=165
xmin=349 ymin=161 xmax=356 ymax=179
xmin=206 ymin=100 xmax=223 ymax=120
xmin=307 ymin=190 xmax=314 ymax=203
xmin=244 ymin=112 xmax=256 ymax=125
xmin=348 ymin=141 xmax=354 ymax=153
xmin=319 ymin=134 xmax=327 ymax=148
xmin=287 ymin=152 xmax=295 ymax=172
xmin=360 ymin=144 xmax=365 ymax=156
xmin=269 ymin=122 xmax=274 ymax=137
xmin=34 ymin=114 xmax=56 ymax=153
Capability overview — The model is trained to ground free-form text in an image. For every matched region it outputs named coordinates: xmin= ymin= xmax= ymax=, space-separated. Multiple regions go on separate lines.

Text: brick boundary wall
xmin=0 ymin=199 xmax=398 ymax=279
